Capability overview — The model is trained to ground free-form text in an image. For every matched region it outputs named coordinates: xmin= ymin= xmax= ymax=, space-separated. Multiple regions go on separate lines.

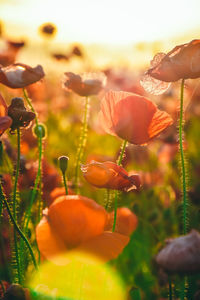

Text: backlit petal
xmin=36 ymin=217 xmax=66 ymax=260
xmin=76 ymin=231 xmax=129 ymax=262
xmin=48 ymin=195 xmax=107 ymax=248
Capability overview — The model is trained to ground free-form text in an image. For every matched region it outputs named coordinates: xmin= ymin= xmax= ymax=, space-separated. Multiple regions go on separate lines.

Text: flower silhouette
xmin=0 ymin=63 xmax=45 ymax=88
xmin=36 ymin=195 xmax=133 ymax=262
xmin=0 ymin=93 xmax=12 ymax=136
xmin=99 ymin=90 xmax=173 ymax=145
xmin=81 ymin=161 xmax=141 ymax=191
xmin=141 ymin=40 xmax=200 ymax=94
xmin=62 ymin=72 xmax=106 ymax=97
xmin=146 ymin=40 xmax=200 ymax=82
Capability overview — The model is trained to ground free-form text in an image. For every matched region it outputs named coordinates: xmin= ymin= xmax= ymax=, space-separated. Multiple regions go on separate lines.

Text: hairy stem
xmin=179 ymin=79 xmax=188 ymax=234
xmin=13 ymin=127 xmax=21 ymax=284
xmin=112 ymin=140 xmax=127 ymax=232
xmin=74 ymin=96 xmax=90 ymax=193
xmin=23 ymin=88 xmax=43 ymax=229
xmin=0 ymin=184 xmax=38 ymax=271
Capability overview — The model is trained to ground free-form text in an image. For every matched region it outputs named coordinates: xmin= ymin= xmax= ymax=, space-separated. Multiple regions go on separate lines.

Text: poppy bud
xmin=2 ymin=284 xmax=26 ymax=300
xmin=8 ymin=97 xmax=35 ymax=131
xmin=33 ymin=123 xmax=46 ymax=139
xmin=156 ymin=230 xmax=200 ymax=274
xmin=58 ymin=156 xmax=69 ymax=174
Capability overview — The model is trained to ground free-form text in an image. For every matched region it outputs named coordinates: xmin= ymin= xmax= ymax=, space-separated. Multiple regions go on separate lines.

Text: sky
xmin=0 ymin=0 xmax=200 ymax=45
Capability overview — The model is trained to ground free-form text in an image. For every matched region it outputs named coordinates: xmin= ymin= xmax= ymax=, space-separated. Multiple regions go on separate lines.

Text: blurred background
xmin=1 ymin=0 xmax=200 ymax=71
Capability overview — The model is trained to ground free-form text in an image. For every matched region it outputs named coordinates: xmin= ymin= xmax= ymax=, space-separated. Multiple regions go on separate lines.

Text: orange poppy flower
xmin=0 ymin=63 xmax=45 ymax=89
xmin=105 ymin=207 xmax=138 ymax=235
xmin=145 ymin=40 xmax=200 ymax=82
xmin=81 ymin=161 xmax=141 ymax=191
xmin=0 ymin=93 xmax=12 ymax=136
xmin=99 ymin=90 xmax=173 ymax=145
xmin=36 ymin=195 xmax=131 ymax=262
xmin=62 ymin=72 xmax=106 ymax=97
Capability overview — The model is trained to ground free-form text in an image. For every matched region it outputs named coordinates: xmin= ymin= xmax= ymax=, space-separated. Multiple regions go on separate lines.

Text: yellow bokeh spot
xmin=29 ymin=251 xmax=127 ymax=300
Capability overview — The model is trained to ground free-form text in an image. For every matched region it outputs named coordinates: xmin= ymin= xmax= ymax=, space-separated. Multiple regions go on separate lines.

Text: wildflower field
xmin=0 ymin=6 xmax=200 ymax=300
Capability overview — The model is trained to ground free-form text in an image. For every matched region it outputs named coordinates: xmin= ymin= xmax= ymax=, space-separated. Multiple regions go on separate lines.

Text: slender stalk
xmin=62 ymin=172 xmax=68 ymax=195
xmin=22 ymin=88 xmax=43 ymax=229
xmin=168 ymin=276 xmax=173 ymax=300
xmin=179 ymin=79 xmax=188 ymax=234
xmin=74 ymin=96 xmax=90 ymax=193
xmin=0 ymin=280 xmax=5 ymax=295
xmin=112 ymin=140 xmax=127 ymax=232
xmin=13 ymin=127 xmax=21 ymax=284
xmin=117 ymin=140 xmax=128 ymax=166
xmin=23 ymin=133 xmax=42 ymax=234
xmin=23 ymin=88 xmax=39 ymax=126
xmin=0 ymin=185 xmax=38 ymax=270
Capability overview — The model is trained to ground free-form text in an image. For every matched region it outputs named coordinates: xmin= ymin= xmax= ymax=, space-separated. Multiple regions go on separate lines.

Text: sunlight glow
xmin=1 ymin=0 xmax=200 ymax=45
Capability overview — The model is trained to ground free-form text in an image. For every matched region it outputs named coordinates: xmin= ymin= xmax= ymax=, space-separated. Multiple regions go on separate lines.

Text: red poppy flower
xmin=0 ymin=93 xmax=12 ymax=136
xmin=0 ymin=63 xmax=45 ymax=88
xmin=99 ymin=90 xmax=173 ymax=145
xmin=62 ymin=72 xmax=106 ymax=97
xmin=81 ymin=161 xmax=141 ymax=191
xmin=36 ymin=195 xmax=131 ymax=262
xmin=146 ymin=40 xmax=200 ymax=82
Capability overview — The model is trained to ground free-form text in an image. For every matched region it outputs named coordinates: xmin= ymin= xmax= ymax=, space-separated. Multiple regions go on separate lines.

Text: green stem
xmin=13 ymin=127 xmax=21 ymax=284
xmin=74 ymin=96 xmax=90 ymax=193
xmin=22 ymin=88 xmax=43 ymax=229
xmin=23 ymin=88 xmax=39 ymax=126
xmin=168 ymin=276 xmax=173 ymax=300
xmin=23 ymin=134 xmax=42 ymax=234
xmin=117 ymin=140 xmax=128 ymax=166
xmin=179 ymin=79 xmax=188 ymax=235
xmin=62 ymin=171 xmax=68 ymax=195
xmin=0 ymin=185 xmax=38 ymax=271
xmin=112 ymin=140 xmax=127 ymax=232
xmin=0 ymin=280 xmax=5 ymax=295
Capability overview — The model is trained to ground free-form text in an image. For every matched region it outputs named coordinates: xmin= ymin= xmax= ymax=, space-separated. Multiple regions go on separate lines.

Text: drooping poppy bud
xmin=156 ymin=230 xmax=200 ymax=274
xmin=81 ymin=161 xmax=141 ymax=192
xmin=0 ymin=63 xmax=45 ymax=88
xmin=8 ymin=97 xmax=35 ymax=131
xmin=99 ymin=90 xmax=173 ymax=145
xmin=62 ymin=72 xmax=106 ymax=97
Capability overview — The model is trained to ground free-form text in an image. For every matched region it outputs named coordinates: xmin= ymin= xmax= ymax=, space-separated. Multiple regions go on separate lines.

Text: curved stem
xmin=0 ymin=184 xmax=38 ymax=270
xmin=13 ymin=127 xmax=21 ymax=284
xmin=23 ymin=88 xmax=39 ymax=126
xmin=179 ymin=79 xmax=188 ymax=235
xmin=112 ymin=140 xmax=127 ymax=232
xmin=74 ymin=96 xmax=90 ymax=193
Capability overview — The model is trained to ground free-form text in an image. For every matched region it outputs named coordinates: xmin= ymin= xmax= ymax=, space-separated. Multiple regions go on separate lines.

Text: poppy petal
xmin=0 ymin=116 xmax=12 ymax=136
xmin=105 ymin=207 xmax=138 ymax=236
xmin=76 ymin=231 xmax=129 ymax=262
xmin=48 ymin=195 xmax=107 ymax=248
xmin=148 ymin=108 xmax=173 ymax=140
xmin=36 ymin=217 xmax=66 ymax=260
xmin=100 ymin=90 xmax=172 ymax=145
xmin=0 ymin=93 xmax=8 ymax=117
